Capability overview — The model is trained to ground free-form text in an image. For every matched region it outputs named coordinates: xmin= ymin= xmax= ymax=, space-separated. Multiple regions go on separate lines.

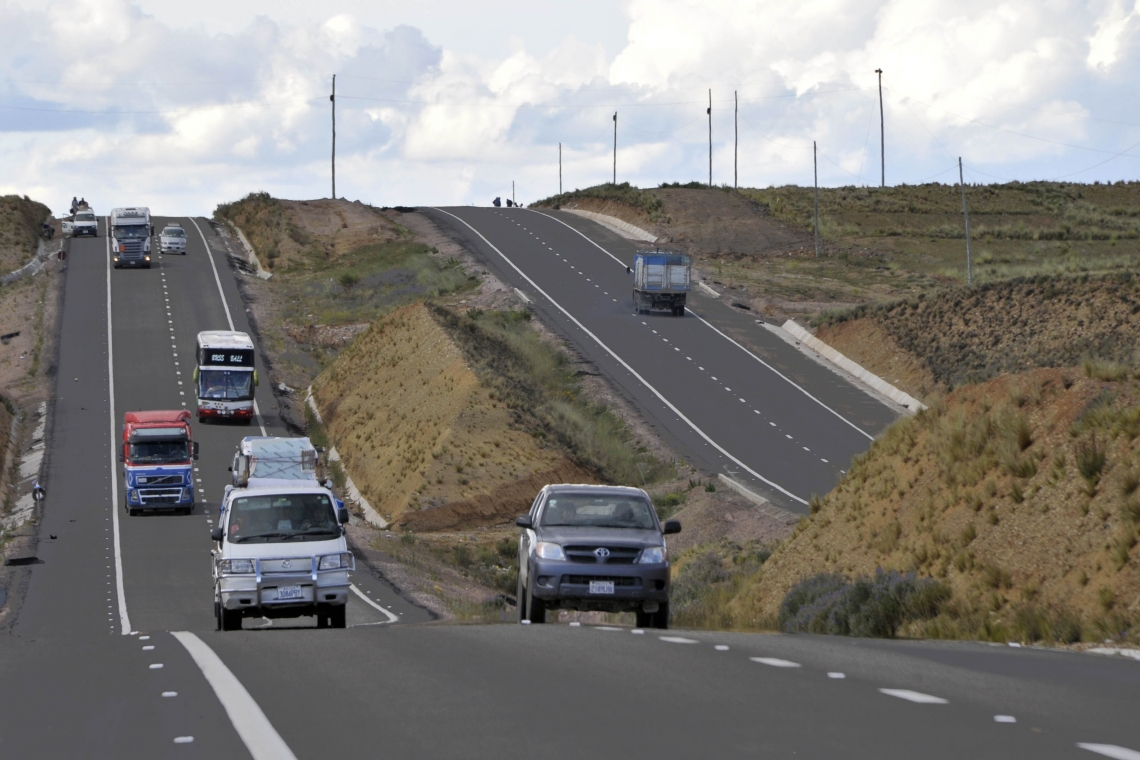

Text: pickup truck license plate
xmin=277 ymin=585 xmax=303 ymax=600
xmin=589 ymin=581 xmax=615 ymax=595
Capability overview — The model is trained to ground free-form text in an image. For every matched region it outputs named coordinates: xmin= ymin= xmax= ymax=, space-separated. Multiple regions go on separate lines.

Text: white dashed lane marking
xmin=879 ymin=689 xmax=947 ymax=704
xmin=751 ymin=657 xmax=802 ymax=668
xmin=1077 ymin=743 xmax=1140 ymax=759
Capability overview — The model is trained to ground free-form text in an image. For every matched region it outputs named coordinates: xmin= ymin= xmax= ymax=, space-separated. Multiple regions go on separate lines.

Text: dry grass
xmin=0 ymin=195 xmax=51 ymax=274
xmin=707 ymin=368 xmax=1140 ymax=644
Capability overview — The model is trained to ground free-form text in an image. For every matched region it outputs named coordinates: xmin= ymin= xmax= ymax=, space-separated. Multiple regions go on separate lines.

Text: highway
xmin=0 ymin=210 xmax=1137 ymax=759
xmin=425 ymin=206 xmax=899 ymax=512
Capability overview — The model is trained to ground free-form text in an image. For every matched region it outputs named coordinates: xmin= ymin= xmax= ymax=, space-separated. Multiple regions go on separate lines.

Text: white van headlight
xmin=219 ymin=559 xmax=254 ymax=574
xmin=319 ymin=552 xmax=354 ymax=570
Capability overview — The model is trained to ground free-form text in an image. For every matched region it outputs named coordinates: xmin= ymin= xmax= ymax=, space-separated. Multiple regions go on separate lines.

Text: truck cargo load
xmin=631 ymin=251 xmax=691 ymax=316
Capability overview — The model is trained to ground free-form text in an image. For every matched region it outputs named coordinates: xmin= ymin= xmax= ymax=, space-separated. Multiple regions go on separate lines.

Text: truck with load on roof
xmin=630 ymin=250 xmax=691 ymax=316
xmin=110 ymin=207 xmax=153 ymax=268
xmin=119 ymin=410 xmax=199 ymax=515
xmin=212 ymin=437 xmax=352 ymax=630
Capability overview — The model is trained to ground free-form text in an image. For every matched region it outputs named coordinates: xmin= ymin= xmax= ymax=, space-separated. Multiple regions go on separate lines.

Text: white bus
xmin=194 ymin=331 xmax=258 ymax=424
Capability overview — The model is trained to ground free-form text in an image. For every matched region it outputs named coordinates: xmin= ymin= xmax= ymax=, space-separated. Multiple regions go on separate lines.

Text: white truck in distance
xmin=110 ymin=207 xmax=153 ymax=268
xmin=211 ymin=437 xmax=352 ymax=631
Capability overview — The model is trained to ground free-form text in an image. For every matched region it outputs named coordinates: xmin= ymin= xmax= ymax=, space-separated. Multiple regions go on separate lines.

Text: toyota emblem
xmin=594 ymin=547 xmax=610 ymax=560
xmin=281 ymin=559 xmax=292 ymax=569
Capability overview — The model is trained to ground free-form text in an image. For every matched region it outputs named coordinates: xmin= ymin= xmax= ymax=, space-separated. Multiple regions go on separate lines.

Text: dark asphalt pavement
xmin=424 ymin=206 xmax=898 ymax=512
xmin=1 ymin=211 xmax=1136 ymax=759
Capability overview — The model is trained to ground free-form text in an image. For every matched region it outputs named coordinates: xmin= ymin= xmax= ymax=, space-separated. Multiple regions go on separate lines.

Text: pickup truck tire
xmin=525 ymin=579 xmax=546 ymax=624
xmin=220 ymin=606 xmax=242 ymax=631
xmin=516 ymin=574 xmax=527 ymax=621
xmin=653 ymin=602 xmax=670 ymax=630
xmin=331 ymin=605 xmax=347 ymax=629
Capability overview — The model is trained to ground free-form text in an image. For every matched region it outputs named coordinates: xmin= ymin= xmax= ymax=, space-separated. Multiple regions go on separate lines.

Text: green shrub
xmin=778 ymin=569 xmax=951 ymax=638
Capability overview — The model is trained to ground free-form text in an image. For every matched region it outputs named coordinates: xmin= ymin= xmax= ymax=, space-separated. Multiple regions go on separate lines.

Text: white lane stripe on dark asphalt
xmin=430 ymin=208 xmax=809 ymax=506
xmin=172 ymin=632 xmax=298 ymax=760
xmin=751 ymin=657 xmax=801 ymax=668
xmin=527 ymin=207 xmax=874 ymax=441
xmin=349 ymin=584 xmax=399 ymax=623
xmin=106 ymin=220 xmax=132 ymax=636
xmin=1077 ymin=744 xmax=1140 ymax=759
xmin=659 ymin=636 xmax=699 ymax=644
xmin=189 ymin=217 xmax=267 ymax=436
xmin=879 ymin=689 xmax=948 ymax=704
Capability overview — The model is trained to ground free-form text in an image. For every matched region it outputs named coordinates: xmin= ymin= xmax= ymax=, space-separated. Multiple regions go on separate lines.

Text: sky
xmin=3 ymin=0 xmax=1140 ymax=216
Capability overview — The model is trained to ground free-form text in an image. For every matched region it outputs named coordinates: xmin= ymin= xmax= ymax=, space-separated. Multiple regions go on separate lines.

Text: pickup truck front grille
xmin=563 ymin=546 xmax=640 ymax=564
xmin=564 ymin=576 xmax=642 ymax=587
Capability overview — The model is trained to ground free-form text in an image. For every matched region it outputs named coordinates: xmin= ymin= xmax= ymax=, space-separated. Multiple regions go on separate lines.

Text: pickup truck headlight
xmin=534 ymin=542 xmax=566 ymax=560
xmin=218 ymin=559 xmax=254 ymax=574
xmin=638 ymin=546 xmax=666 ymax=564
xmin=318 ymin=552 xmax=354 ymax=570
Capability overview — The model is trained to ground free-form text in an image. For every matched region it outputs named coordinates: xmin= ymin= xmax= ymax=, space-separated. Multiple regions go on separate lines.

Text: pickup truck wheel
xmin=331 ymin=605 xmax=347 ymax=629
xmin=525 ymin=580 xmax=546 ymax=624
xmin=516 ymin=574 xmax=528 ymax=622
xmin=652 ymin=602 xmax=670 ymax=630
xmin=220 ymin=607 xmax=242 ymax=631
xmin=635 ymin=609 xmax=654 ymax=628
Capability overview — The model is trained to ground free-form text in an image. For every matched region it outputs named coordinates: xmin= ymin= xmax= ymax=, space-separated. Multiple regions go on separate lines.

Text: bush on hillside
xmin=779 ymin=569 xmax=951 ymax=638
xmin=531 ymin=183 xmax=666 ymax=222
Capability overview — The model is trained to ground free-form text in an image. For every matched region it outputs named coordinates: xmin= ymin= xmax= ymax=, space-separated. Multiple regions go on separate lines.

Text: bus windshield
xmin=198 ymin=369 xmax=253 ymax=401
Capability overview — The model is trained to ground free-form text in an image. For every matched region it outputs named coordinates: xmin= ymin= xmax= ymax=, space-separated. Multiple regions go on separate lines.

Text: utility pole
xmin=734 ymin=90 xmax=738 ymax=189
xmin=330 ymin=74 xmax=336 ymax=199
xmin=959 ymin=157 xmax=973 ymax=284
xmin=612 ymin=112 xmax=617 ymax=184
xmin=512 ymin=180 xmax=515 ymax=207
xmin=707 ymin=89 xmax=712 ymax=187
xmin=813 ymin=141 xmax=820 ymax=257
xmin=875 ymin=68 xmax=884 ymax=187
xmin=559 ymin=142 xmax=562 ymax=195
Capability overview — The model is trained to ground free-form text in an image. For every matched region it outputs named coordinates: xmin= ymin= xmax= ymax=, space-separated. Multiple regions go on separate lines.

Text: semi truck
xmin=194 ymin=331 xmax=258 ymax=424
xmin=212 ymin=437 xmax=352 ymax=630
xmin=631 ymin=251 xmax=691 ymax=316
xmin=110 ymin=207 xmax=153 ymax=268
xmin=119 ymin=410 xmax=199 ymax=515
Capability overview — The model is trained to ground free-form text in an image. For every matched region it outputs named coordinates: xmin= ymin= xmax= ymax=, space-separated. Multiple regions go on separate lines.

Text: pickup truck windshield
xmin=228 ymin=493 xmax=339 ymax=543
xmin=198 ymin=369 xmax=253 ymax=400
xmin=113 ymin=225 xmax=149 ymax=239
xmin=129 ymin=440 xmax=190 ymax=464
xmin=541 ymin=495 xmax=657 ymax=529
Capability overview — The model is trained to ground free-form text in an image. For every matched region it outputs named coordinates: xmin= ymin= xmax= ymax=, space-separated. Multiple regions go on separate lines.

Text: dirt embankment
xmin=0 ymin=195 xmax=52 ymax=275
xmin=816 ymin=274 xmax=1140 ymax=399
xmin=312 ymin=302 xmax=595 ymax=530
xmin=728 ymin=368 xmax=1140 ymax=641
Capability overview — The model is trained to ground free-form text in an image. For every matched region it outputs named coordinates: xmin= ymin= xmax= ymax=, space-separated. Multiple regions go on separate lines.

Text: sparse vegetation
xmin=778 ymin=569 xmax=951 ymax=638
xmin=532 ymin=183 xmax=667 ymax=223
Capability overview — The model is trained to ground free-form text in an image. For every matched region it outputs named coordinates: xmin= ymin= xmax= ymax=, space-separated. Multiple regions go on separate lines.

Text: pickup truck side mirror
xmin=192 ymin=441 xmax=200 ymax=460
xmin=663 ymin=520 xmax=682 ymax=535
xmin=515 ymin=514 xmax=532 ymax=529
xmin=211 ymin=526 xmax=224 ymax=542
xmin=337 ymin=509 xmax=350 ymax=525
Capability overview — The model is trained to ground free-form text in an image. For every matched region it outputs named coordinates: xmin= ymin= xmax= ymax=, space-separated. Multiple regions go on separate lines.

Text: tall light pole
xmin=707 ymin=89 xmax=713 ymax=187
xmin=612 ymin=112 xmax=617 ymax=185
xmin=734 ymin=90 xmax=738 ymax=189
xmin=559 ymin=142 xmax=562 ymax=195
xmin=813 ymin=141 xmax=820 ymax=257
xmin=330 ymin=74 xmax=336 ymax=199
xmin=959 ymin=157 xmax=973 ymax=284
xmin=875 ymin=68 xmax=884 ymax=187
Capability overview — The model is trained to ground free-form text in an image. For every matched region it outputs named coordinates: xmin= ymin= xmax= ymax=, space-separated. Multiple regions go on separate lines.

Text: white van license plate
xmin=277 ymin=585 xmax=303 ymax=600
xmin=589 ymin=581 xmax=615 ymax=595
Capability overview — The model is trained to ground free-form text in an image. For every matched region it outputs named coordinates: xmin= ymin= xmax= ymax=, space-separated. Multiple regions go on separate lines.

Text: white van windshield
xmin=227 ymin=493 xmax=339 ymax=543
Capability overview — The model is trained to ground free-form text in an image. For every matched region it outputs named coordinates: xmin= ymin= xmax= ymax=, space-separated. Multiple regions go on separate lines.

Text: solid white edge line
xmin=350 ymin=583 xmax=399 ymax=623
xmin=188 ymin=217 xmax=267 ymax=437
xmin=106 ymin=220 xmax=131 ymax=635
xmin=170 ymin=632 xmax=298 ymax=760
xmin=430 ymin=207 xmax=807 ymax=505
xmin=878 ymin=688 xmax=948 ymax=704
xmin=526 ymin=207 xmax=873 ymax=441
xmin=1077 ymin=743 xmax=1140 ymax=760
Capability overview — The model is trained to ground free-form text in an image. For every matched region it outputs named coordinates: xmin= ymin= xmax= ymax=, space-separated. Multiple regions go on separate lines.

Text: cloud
xmin=1 ymin=0 xmax=1139 ymax=217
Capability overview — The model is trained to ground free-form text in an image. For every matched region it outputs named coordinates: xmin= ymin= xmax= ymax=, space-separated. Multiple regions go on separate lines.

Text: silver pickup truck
xmin=159 ymin=224 xmax=187 ymax=254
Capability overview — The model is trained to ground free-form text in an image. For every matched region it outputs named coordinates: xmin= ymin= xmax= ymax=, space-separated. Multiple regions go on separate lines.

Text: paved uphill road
xmin=425 ymin=206 xmax=899 ymax=512
xmin=0 ymin=211 xmax=1136 ymax=759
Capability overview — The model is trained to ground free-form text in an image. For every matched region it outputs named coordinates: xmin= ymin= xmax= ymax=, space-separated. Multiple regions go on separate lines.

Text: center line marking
xmin=751 ymin=657 xmax=801 ymax=668
xmin=879 ymin=689 xmax=948 ymax=704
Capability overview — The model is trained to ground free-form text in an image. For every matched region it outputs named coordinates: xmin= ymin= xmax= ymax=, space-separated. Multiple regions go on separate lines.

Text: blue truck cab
xmin=120 ymin=410 xmax=199 ymax=515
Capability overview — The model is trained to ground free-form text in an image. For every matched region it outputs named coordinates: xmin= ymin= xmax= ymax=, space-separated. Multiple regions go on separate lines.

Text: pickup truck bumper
xmin=529 ymin=560 xmax=671 ymax=613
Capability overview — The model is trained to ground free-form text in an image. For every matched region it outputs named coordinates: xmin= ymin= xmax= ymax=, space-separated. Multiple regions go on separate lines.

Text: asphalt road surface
xmin=425 ymin=206 xmax=899 ymax=513
xmin=1 ymin=211 xmax=1137 ymax=759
